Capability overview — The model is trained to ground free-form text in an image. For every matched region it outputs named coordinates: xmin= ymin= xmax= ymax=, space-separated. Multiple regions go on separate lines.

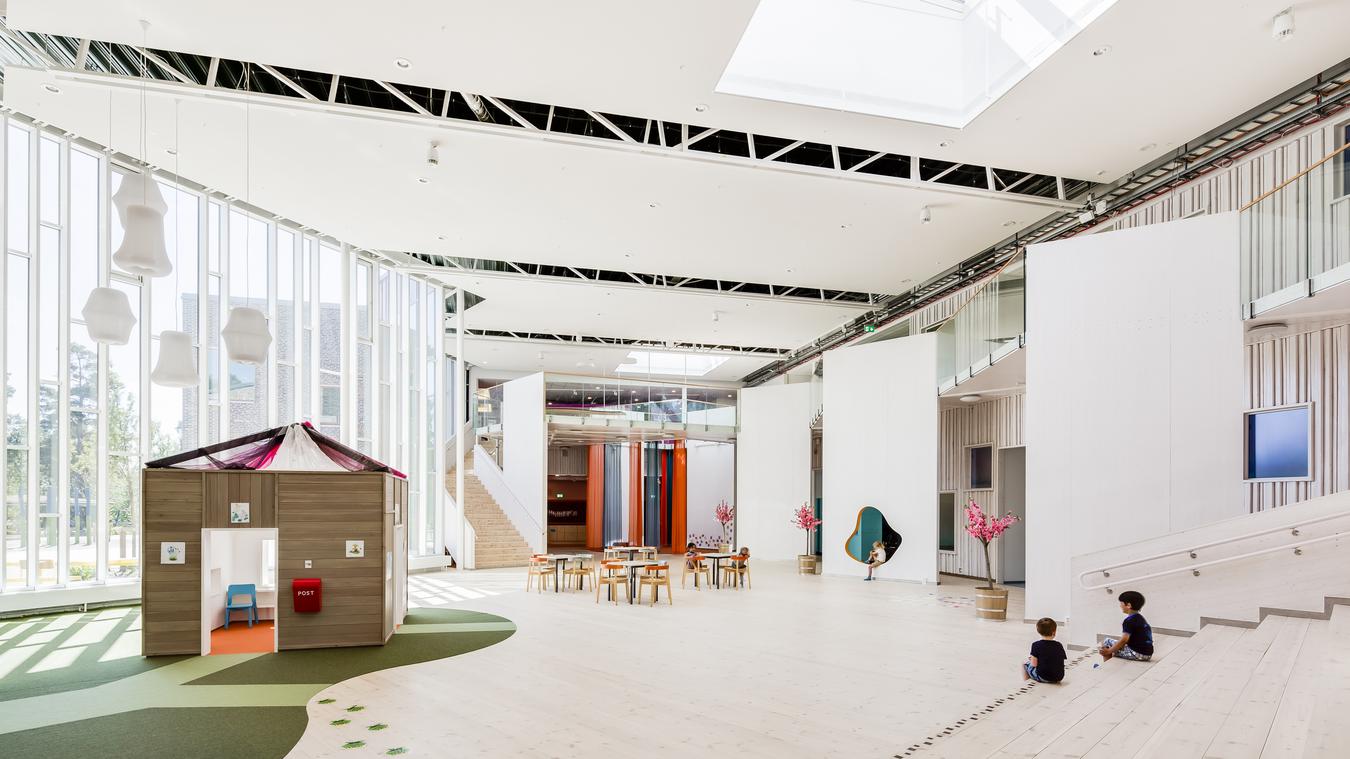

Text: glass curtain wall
xmin=0 ymin=115 xmax=446 ymax=597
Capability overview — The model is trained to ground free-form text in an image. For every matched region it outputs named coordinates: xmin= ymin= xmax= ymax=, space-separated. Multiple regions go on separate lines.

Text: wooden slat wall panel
xmin=1246 ymin=321 xmax=1350 ymax=512
xmin=203 ymin=471 xmax=277 ymax=528
xmin=276 ymin=472 xmax=390 ymax=649
xmin=937 ymin=393 xmax=1025 ymax=579
xmin=141 ymin=470 xmax=205 ymax=656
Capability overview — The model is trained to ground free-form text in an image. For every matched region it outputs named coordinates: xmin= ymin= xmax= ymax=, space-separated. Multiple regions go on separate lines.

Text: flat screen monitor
xmin=1245 ymin=406 xmax=1310 ymax=480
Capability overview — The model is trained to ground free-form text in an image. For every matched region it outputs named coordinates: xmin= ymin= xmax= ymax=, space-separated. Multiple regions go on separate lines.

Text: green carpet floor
xmin=0 ymin=606 xmax=515 ymax=758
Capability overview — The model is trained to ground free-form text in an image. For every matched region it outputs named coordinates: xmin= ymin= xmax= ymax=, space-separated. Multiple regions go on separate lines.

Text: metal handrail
xmin=1077 ymin=509 xmax=1350 ymax=589
xmin=1079 ymin=529 xmax=1349 ymax=592
xmin=1238 ymin=143 xmax=1350 ymax=212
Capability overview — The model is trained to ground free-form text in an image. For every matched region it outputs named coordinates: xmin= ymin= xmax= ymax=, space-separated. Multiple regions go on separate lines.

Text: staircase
xmin=447 ymin=456 xmax=533 ymax=569
xmin=914 ymin=604 xmax=1350 ymax=758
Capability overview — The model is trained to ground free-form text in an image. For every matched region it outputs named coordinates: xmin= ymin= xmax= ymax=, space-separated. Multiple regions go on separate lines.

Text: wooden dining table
xmin=539 ymin=553 xmax=591 ymax=593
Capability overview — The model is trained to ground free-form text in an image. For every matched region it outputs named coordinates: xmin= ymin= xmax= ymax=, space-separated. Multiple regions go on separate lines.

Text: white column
xmin=455 ymin=286 xmax=466 ymax=570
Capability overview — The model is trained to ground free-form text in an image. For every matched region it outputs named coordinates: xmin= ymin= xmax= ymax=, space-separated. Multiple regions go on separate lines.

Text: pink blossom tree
xmin=964 ymin=499 xmax=1019 ymax=590
xmin=714 ymin=500 xmax=735 ymax=546
xmin=790 ymin=502 xmax=823 ymax=556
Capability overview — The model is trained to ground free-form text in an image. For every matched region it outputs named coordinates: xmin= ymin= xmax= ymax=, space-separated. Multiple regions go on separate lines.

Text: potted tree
xmin=965 ymin=499 xmax=1019 ymax=621
xmin=791 ymin=502 xmax=823 ymax=574
xmin=714 ymin=500 xmax=735 ymax=552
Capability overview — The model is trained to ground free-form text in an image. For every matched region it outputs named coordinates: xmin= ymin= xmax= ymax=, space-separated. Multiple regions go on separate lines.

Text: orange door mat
xmin=210 ymin=620 xmax=276 ymax=655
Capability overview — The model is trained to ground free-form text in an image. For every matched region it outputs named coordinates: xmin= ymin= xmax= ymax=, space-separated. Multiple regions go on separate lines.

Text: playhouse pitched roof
xmin=145 ymin=421 xmax=406 ymax=477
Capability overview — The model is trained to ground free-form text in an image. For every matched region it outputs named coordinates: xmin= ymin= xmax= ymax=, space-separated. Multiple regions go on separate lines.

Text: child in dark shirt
xmin=1099 ymin=590 xmax=1154 ymax=662
xmin=1023 ymin=617 xmax=1067 ymax=684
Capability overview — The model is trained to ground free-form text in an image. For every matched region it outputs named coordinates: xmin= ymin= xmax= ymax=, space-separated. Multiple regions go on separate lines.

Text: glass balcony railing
xmin=543 ymin=374 xmax=738 ymax=427
xmin=1240 ymin=143 xmax=1350 ymax=312
xmin=935 ymin=252 xmax=1025 ymax=388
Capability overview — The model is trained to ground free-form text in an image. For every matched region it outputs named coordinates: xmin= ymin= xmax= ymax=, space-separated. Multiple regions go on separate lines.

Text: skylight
xmin=717 ymin=0 xmax=1119 ymax=128
xmin=615 ymin=351 xmax=728 ymax=377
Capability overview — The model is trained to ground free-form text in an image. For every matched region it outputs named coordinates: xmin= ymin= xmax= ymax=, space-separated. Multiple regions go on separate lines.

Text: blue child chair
xmin=224 ymin=584 xmax=258 ymax=629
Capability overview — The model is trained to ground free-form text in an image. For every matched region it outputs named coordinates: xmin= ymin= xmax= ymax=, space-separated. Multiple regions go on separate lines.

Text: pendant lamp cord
xmin=139 ymin=19 xmax=148 ymax=207
xmin=173 ymin=97 xmax=181 ymax=332
xmin=244 ymin=62 xmax=253 ymax=307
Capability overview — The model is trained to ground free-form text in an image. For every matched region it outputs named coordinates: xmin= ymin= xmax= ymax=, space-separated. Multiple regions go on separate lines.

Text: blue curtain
xmin=644 ymin=445 xmax=660 ymax=546
xmin=603 ymin=444 xmax=623 ymax=544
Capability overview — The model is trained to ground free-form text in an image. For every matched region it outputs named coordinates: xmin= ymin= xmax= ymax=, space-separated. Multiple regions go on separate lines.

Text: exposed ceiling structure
xmin=3 ymin=0 xmax=1348 ymax=382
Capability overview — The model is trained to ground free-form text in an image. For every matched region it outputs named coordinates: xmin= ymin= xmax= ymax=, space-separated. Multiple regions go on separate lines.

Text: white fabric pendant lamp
xmin=81 ymin=287 xmax=137 ymax=345
xmin=151 ymin=330 xmax=198 ymax=387
xmin=112 ymin=175 xmax=172 ymax=278
xmin=222 ymin=306 xmax=272 ymax=364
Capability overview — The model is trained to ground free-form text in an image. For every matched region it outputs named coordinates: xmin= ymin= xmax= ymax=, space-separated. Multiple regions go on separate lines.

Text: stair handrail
xmin=1239 ymin=142 xmax=1350 ymax=212
xmin=1077 ymin=509 xmax=1350 ymax=590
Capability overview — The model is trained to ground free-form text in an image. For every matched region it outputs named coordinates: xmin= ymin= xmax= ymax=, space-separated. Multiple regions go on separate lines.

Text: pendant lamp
xmin=151 ymin=330 xmax=198 ymax=387
xmin=81 ymin=287 xmax=137 ymax=345
xmin=112 ymin=188 xmax=172 ymax=277
xmin=111 ymin=170 xmax=168 ymax=219
xmin=222 ymin=306 xmax=272 ymax=364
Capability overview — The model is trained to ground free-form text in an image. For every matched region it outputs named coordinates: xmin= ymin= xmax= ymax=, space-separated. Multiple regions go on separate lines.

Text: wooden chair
xmin=564 ymin=556 xmax=593 ymax=591
xmin=681 ymin=556 xmax=711 ymax=589
xmin=526 ymin=556 xmax=554 ymax=593
xmin=595 ymin=562 xmax=630 ymax=604
xmin=639 ymin=563 xmax=673 ymax=606
xmin=602 ymin=548 xmax=623 ymax=561
xmin=721 ymin=557 xmax=751 ymax=589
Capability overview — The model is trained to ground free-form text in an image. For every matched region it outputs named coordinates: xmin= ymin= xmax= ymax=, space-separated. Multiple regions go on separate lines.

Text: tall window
xmin=0 ymin=114 xmax=448 ymax=597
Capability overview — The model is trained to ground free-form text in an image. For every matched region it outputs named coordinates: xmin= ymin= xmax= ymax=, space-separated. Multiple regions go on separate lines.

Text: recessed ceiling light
xmin=436 ymin=234 xmax=446 ymax=241
xmin=648 ymin=202 xmax=660 ymax=209
xmin=1002 ymin=220 xmax=1017 ymax=227
xmin=694 ymin=103 xmax=709 ymax=113
xmin=394 ymin=58 xmax=412 ymax=69
xmin=1092 ymin=45 xmax=1112 ymax=57
xmin=42 ymin=83 xmax=61 ymax=94
xmin=1096 ymin=170 xmax=1108 ymax=177
xmin=937 ymin=140 xmax=952 ymax=148
xmin=959 ymin=394 xmax=982 ymax=403
xmin=1139 ymin=143 xmax=1157 ymax=152
xmin=165 ymin=147 xmax=178 ymax=156
xmin=416 ymin=177 xmax=430 ymax=184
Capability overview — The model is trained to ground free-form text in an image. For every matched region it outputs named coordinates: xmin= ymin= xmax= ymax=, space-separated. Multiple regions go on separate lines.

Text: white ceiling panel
xmin=10 ymin=0 xmax=1349 ymax=180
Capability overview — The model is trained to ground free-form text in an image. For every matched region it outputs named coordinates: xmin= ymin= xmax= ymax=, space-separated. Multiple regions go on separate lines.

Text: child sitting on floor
xmin=1023 ymin=617 xmax=1067 ymax=683
xmin=1099 ymin=590 xmax=1154 ymax=662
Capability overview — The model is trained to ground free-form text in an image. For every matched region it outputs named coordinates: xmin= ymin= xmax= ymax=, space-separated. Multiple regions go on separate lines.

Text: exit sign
xmin=556 ymin=493 xmax=564 ymax=499
xmin=863 ymin=324 xmax=876 ymax=333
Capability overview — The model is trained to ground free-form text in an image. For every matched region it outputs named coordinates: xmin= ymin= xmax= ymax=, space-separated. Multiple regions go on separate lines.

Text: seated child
xmin=864 ymin=540 xmax=886 ymax=581
xmin=1023 ymin=617 xmax=1066 ymax=684
xmin=735 ymin=546 xmax=750 ymax=561
xmin=1099 ymin=590 xmax=1154 ymax=662
xmin=684 ymin=541 xmax=703 ymax=570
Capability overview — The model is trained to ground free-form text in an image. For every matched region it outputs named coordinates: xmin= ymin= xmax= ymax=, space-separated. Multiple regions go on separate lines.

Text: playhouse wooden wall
xmin=141 ymin=469 xmax=407 ymax=656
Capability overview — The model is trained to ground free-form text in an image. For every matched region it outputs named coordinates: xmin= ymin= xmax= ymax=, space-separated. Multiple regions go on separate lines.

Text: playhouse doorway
xmin=201 ymin=528 xmax=279 ymax=656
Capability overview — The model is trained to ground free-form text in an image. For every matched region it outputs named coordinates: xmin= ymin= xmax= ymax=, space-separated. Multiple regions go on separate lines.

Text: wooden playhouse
xmin=141 ymin=422 xmax=408 ymax=656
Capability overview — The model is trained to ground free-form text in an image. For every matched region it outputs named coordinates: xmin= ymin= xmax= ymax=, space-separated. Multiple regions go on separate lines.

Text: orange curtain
xmin=628 ymin=443 xmax=642 ymax=545
xmin=672 ymin=440 xmax=687 ymax=552
xmin=586 ymin=444 xmax=605 ymax=550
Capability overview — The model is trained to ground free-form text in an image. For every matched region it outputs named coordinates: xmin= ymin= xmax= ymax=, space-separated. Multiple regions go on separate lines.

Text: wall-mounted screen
xmin=970 ymin=445 xmax=993 ymax=489
xmin=1245 ymin=405 xmax=1311 ymax=480
xmin=938 ymin=493 xmax=956 ymax=552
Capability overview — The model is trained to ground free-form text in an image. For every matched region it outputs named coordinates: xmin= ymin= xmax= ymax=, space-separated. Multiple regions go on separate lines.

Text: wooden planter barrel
xmin=975 ymin=587 xmax=1010 ymax=621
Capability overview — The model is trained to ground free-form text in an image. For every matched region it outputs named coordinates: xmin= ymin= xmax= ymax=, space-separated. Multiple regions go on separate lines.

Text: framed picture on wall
xmin=160 ymin=542 xmax=186 ymax=564
xmin=230 ymin=502 xmax=250 ymax=524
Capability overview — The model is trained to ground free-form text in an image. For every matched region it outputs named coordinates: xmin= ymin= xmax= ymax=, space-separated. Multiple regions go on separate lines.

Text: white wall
xmin=736 ymin=383 xmax=813 ymax=560
xmin=501 ymin=372 xmax=548 ymax=551
xmin=687 ymin=441 xmax=735 ymax=547
xmin=1026 ymin=213 xmax=1246 ymax=622
xmin=822 ymin=334 xmax=939 ymax=582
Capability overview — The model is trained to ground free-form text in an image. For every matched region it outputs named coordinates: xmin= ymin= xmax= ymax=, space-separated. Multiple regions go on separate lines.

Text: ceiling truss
xmin=0 ymin=20 xmax=1091 ymax=208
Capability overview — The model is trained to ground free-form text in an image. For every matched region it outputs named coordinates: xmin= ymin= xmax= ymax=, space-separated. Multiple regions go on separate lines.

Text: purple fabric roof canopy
xmin=144 ymin=422 xmax=406 ymax=477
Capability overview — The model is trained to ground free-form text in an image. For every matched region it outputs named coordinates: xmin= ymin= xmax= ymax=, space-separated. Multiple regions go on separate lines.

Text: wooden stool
xmin=595 ymin=562 xmax=630 ymax=605
xmin=639 ymin=563 xmax=673 ymax=606
xmin=526 ymin=556 xmax=554 ymax=593
xmin=681 ymin=558 xmax=711 ymax=589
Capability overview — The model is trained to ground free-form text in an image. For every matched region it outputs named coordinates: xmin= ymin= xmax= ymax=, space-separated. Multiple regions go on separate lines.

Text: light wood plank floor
xmin=285 ymin=561 xmax=1043 ymax=758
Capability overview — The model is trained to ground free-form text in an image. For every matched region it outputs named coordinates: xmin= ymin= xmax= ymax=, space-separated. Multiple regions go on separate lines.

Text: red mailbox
xmin=292 ymin=578 xmax=322 ymax=613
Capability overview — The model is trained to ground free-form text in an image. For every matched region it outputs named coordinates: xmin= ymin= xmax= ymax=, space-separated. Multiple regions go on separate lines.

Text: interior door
xmin=999 ymin=447 xmax=1027 ymax=583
